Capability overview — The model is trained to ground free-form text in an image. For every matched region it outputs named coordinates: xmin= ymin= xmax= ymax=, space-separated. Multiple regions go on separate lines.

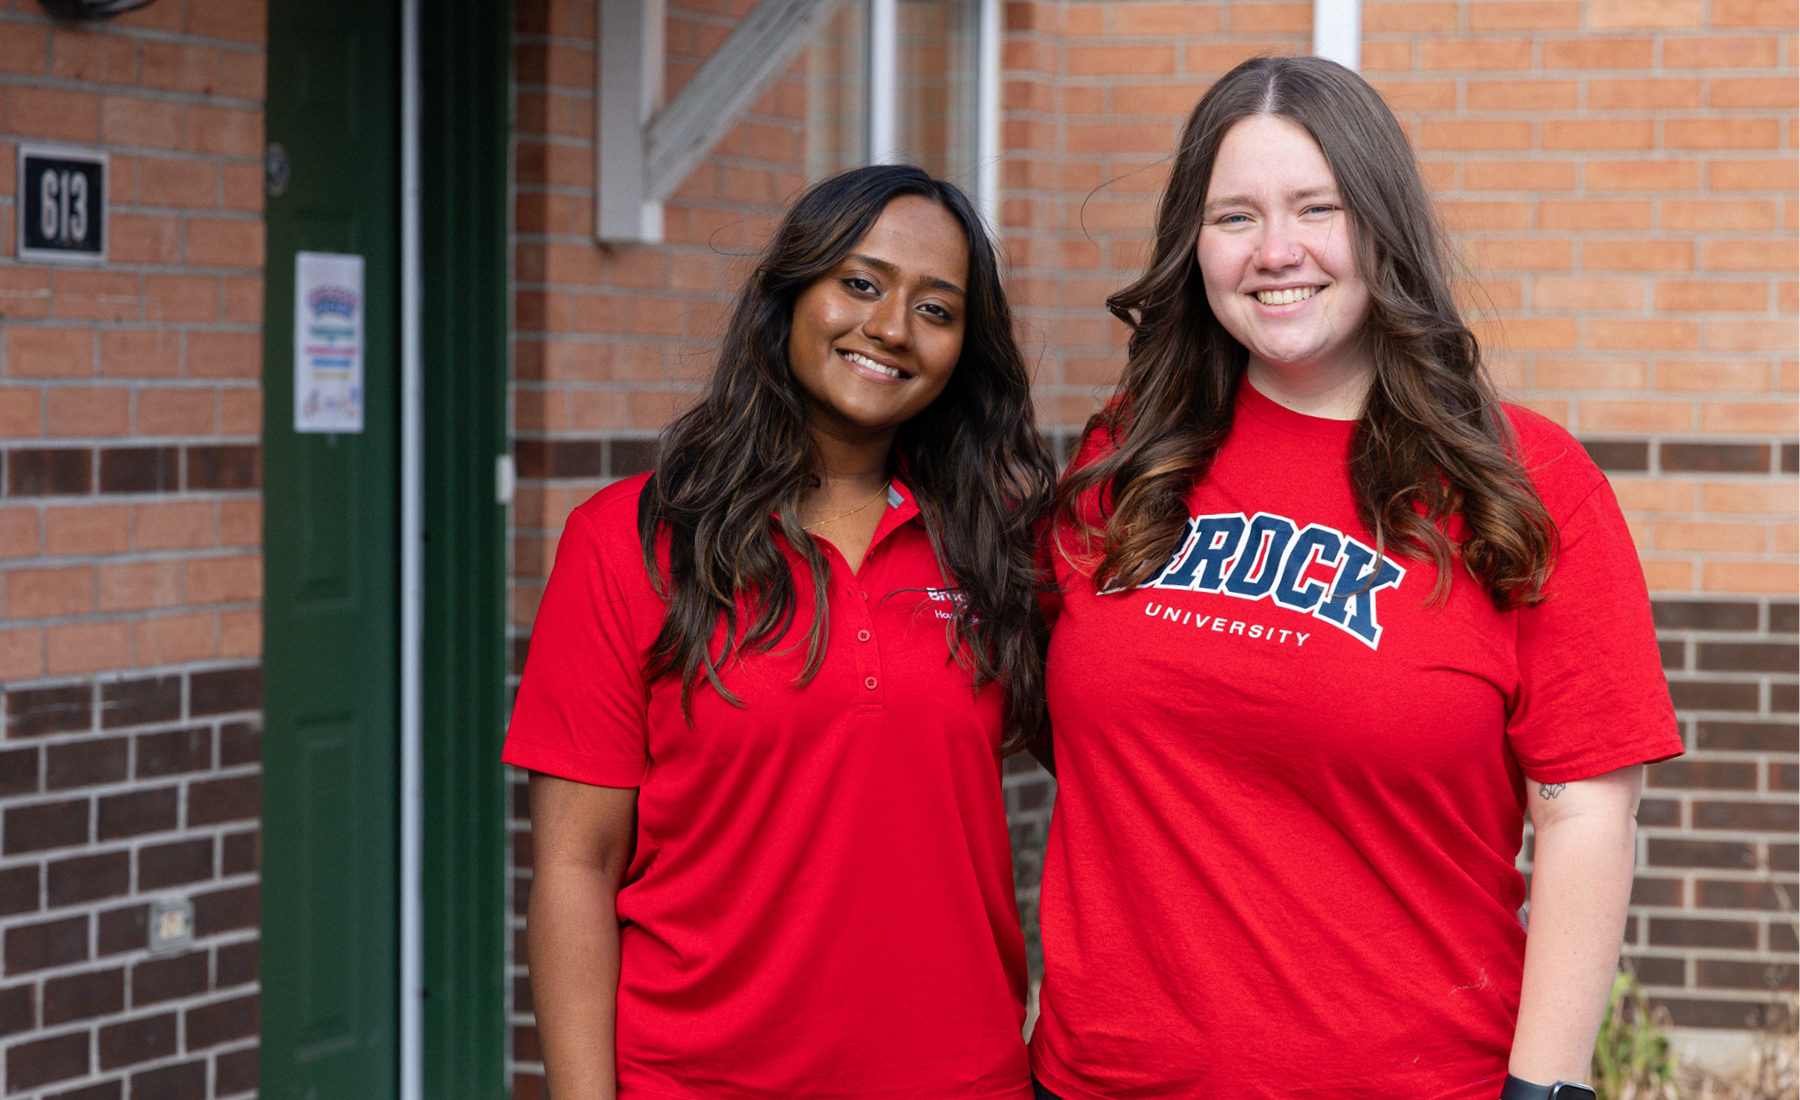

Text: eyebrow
xmin=1203 ymin=186 xmax=1340 ymax=215
xmin=845 ymin=253 xmax=966 ymax=297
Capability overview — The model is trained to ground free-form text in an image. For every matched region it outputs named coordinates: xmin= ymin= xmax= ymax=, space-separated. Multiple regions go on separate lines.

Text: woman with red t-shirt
xmin=1031 ymin=57 xmax=1682 ymax=1100
xmin=504 ymin=165 xmax=1052 ymax=1100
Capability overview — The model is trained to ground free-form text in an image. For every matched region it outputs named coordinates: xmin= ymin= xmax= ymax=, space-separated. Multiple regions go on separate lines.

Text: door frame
xmin=260 ymin=0 xmax=510 ymax=1095
xmin=413 ymin=0 xmax=511 ymax=1095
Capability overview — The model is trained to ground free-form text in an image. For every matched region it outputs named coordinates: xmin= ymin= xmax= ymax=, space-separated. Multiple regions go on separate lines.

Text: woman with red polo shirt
xmin=1030 ymin=58 xmax=1683 ymax=1100
xmin=504 ymin=165 xmax=1052 ymax=1100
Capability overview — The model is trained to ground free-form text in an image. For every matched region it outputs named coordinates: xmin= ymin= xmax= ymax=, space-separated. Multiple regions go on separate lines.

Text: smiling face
xmin=1197 ymin=113 xmax=1375 ymax=418
xmin=787 ymin=194 xmax=970 ymax=452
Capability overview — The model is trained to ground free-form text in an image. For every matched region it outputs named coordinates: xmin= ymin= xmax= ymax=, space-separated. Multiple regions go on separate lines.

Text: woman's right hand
xmin=527 ymin=772 xmax=639 ymax=1100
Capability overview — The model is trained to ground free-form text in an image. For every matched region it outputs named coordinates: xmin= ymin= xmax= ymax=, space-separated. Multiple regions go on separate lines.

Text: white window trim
xmin=1312 ymin=0 xmax=1362 ymax=70
xmin=597 ymin=0 xmax=837 ymax=244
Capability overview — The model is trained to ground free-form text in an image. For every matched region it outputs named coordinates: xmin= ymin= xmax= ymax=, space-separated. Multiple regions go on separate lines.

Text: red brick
xmin=1461 ymin=159 xmax=1576 ymax=191
xmin=188 ymin=103 xmax=263 ymax=157
xmin=1655 ymin=280 xmax=1772 ymax=313
xmin=1467 ymin=80 xmax=1578 ymax=111
xmin=1365 ymin=2 xmax=1460 ymax=31
xmin=1227 ymin=3 xmax=1311 ymax=32
xmin=6 ymin=328 xmax=93 ymax=379
xmin=49 ymin=28 xmax=136 ymax=85
xmin=1421 ymin=39 xmax=1535 ymax=70
xmin=49 ymin=270 xmax=138 ymax=323
xmin=1533 ymin=278 xmax=1645 ymax=312
xmin=1540 ymin=200 xmax=1652 ymax=230
xmin=1357 ymin=40 xmax=1414 ymax=72
xmin=98 ymin=329 xmax=180 ymax=378
xmin=137 ymin=389 xmax=216 ymax=435
xmin=1656 ymin=360 xmax=1774 ymax=392
xmin=1114 ymin=4 xmax=1220 ymax=34
xmin=1535 ymin=357 xmax=1648 ymax=388
xmin=1662 ymin=36 xmax=1780 ymax=67
xmin=185 ymin=218 xmax=263 ymax=268
xmin=47 ymin=621 xmax=130 ymax=675
xmin=1714 ymin=0 xmax=1798 ymax=24
xmin=1710 ymin=159 xmax=1800 ymax=192
xmin=100 ymin=96 xmax=185 ymax=150
xmin=1441 ymin=201 xmax=1532 ymax=232
xmin=6 ymin=85 xmax=99 ymax=143
xmin=1666 ymin=119 xmax=1783 ymax=151
xmin=1543 ymin=119 xmax=1655 ymax=150
xmin=137 ymin=612 xmax=216 ymax=666
xmin=1587 ymin=160 xmax=1702 ymax=192
xmin=1591 ymin=0 xmax=1704 ymax=26
xmin=189 ymin=0 xmax=268 ymax=43
xmin=1467 ymin=0 xmax=1581 ymax=28
xmin=1708 ymin=322 xmax=1798 ymax=354
xmin=218 ymin=607 xmax=258 ymax=658
xmin=1588 ymin=79 xmax=1702 ymax=110
xmin=185 ymin=554 xmax=261 ymax=604
xmin=46 ymin=388 xmax=130 ymax=437
xmin=0 ymin=630 xmax=43 ymax=680
xmin=185 ymin=331 xmax=260 ymax=378
xmin=1543 ymin=37 xmax=1654 ymax=68
xmin=109 ymin=213 xmax=182 ymax=265
xmin=1584 ymin=240 xmax=1695 ymax=271
xmin=1589 ymin=319 xmax=1699 ymax=352
xmin=0 ymin=22 xmax=48 ymax=76
xmin=1663 ymin=200 xmax=1778 ymax=232
xmin=1066 ymin=44 xmax=1176 ymax=75
xmin=219 ymin=498 xmax=259 ymax=546
xmin=1702 ymin=239 xmax=1796 ymax=272
xmin=138 ymin=157 xmax=217 ymax=209
xmin=97 ymin=561 xmax=180 ymax=613
xmin=42 ymin=505 xmax=119 ymax=557
xmin=1418 ymin=119 xmax=1533 ymax=150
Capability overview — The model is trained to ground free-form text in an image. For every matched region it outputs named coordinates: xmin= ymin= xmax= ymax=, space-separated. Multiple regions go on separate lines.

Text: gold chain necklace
xmin=801 ymin=482 xmax=890 ymax=531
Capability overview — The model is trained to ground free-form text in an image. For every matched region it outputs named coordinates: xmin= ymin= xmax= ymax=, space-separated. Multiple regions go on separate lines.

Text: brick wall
xmin=507 ymin=0 xmax=1795 ymax=1093
xmin=0 ymin=2 xmax=265 ymax=1097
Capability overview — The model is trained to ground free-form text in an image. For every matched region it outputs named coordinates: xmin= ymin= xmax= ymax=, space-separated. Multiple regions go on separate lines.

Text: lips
xmin=1254 ymin=286 xmax=1320 ymax=307
xmin=838 ymin=348 xmax=911 ymax=381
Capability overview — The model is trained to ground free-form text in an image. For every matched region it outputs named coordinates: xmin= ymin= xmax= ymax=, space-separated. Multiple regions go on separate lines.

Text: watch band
xmin=1500 ymin=1074 xmax=1598 ymax=1100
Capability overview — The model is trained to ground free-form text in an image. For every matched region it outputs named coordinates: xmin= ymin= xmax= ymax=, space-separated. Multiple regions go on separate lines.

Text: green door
xmin=260 ymin=0 xmax=400 ymax=1095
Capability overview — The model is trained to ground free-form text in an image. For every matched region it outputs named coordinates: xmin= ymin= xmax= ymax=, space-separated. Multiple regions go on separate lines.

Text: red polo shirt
xmin=504 ymin=473 xmax=1032 ymax=1100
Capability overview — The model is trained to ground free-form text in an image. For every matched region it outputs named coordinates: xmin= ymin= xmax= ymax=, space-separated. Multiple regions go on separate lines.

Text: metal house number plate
xmin=17 ymin=144 xmax=107 ymax=264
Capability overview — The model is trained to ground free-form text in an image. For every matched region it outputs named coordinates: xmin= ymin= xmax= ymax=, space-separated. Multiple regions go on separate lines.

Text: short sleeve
xmin=501 ymin=491 xmax=657 ymax=787
xmin=1506 ymin=475 xmax=1684 ymax=783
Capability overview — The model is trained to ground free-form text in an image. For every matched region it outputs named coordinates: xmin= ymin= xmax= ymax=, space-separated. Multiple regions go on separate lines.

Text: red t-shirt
xmin=504 ymin=474 xmax=1032 ymax=1100
xmin=1029 ymin=383 xmax=1682 ymax=1100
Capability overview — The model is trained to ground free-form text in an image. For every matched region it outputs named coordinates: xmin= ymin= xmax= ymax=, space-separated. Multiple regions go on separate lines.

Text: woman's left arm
xmin=1507 ymin=763 xmax=1644 ymax=1085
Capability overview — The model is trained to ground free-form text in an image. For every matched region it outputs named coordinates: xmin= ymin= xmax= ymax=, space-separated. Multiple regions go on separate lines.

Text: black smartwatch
xmin=1500 ymin=1074 xmax=1598 ymax=1100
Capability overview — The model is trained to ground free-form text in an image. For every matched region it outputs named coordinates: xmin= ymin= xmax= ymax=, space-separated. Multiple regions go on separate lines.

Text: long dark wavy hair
xmin=643 ymin=164 xmax=1055 ymax=750
xmin=1059 ymin=56 xmax=1554 ymax=607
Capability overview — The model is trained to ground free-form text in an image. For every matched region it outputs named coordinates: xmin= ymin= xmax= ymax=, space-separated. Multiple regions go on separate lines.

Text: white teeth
xmin=841 ymin=350 xmax=904 ymax=378
xmin=1255 ymin=286 xmax=1319 ymax=306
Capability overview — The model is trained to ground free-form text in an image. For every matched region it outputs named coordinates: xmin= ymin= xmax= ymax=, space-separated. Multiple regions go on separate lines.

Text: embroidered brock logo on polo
xmin=1143 ymin=511 xmax=1407 ymax=649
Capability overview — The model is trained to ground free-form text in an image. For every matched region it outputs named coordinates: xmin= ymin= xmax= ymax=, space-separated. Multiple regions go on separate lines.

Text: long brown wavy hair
xmin=643 ymin=165 xmax=1055 ymax=750
xmin=1059 ymin=56 xmax=1554 ymax=607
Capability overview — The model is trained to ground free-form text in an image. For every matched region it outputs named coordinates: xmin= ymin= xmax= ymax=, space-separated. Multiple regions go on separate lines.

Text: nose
xmin=1255 ymin=222 xmax=1302 ymax=271
xmin=861 ymin=293 xmax=910 ymax=348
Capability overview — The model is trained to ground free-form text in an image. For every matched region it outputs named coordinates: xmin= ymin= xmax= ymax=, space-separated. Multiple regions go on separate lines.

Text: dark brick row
xmin=4 ymin=444 xmax=260 ymax=498
xmin=1651 ymin=995 xmax=1796 ymax=1029
xmin=4 ymin=883 xmax=258 ymax=979
xmin=1580 ymin=437 xmax=1798 ymax=474
xmin=513 ymin=436 xmax=656 ymax=480
xmin=1652 ymin=598 xmax=1799 ymax=634
xmin=7 ymin=668 xmax=264 ymax=740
